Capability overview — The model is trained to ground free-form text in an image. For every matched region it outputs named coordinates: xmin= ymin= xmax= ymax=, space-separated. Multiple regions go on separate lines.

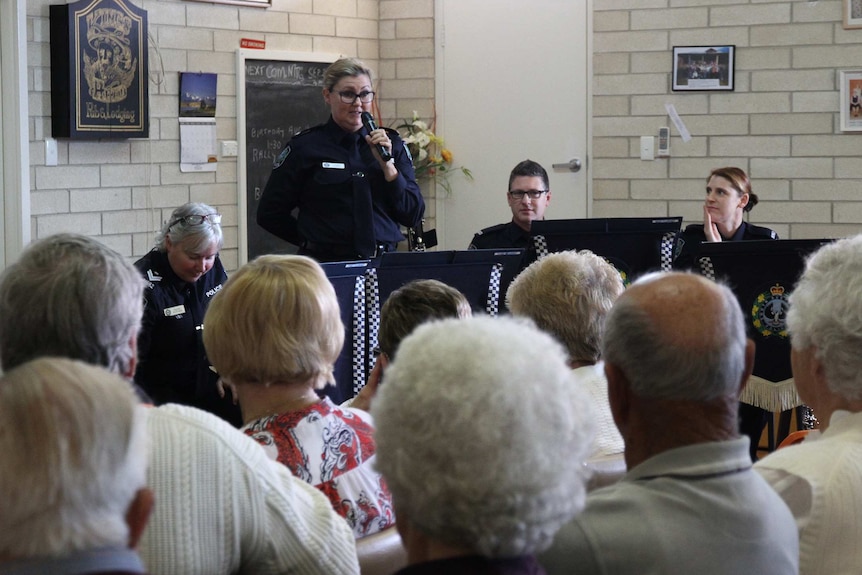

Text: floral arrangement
xmin=395 ymin=112 xmax=472 ymax=195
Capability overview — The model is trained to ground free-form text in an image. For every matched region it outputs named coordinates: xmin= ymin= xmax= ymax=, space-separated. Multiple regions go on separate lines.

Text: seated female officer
xmin=674 ymin=166 xmax=779 ymax=461
xmin=674 ymin=166 xmax=777 ymax=268
xmin=134 ymin=202 xmax=241 ymax=426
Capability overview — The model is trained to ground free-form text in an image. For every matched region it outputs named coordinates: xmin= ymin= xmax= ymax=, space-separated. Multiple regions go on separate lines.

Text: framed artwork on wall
xmin=840 ymin=70 xmax=862 ymax=131
xmin=844 ymin=0 xmax=862 ymax=29
xmin=672 ymin=45 xmax=735 ymax=92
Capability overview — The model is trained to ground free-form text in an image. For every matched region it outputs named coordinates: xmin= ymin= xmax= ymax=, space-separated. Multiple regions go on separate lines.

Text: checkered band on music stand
xmin=698 ymin=256 xmax=716 ymax=281
xmin=350 ymin=274 xmax=367 ymax=396
xmin=365 ymin=268 xmax=381 ymax=383
xmin=661 ymin=231 xmax=676 ymax=272
xmin=485 ymin=263 xmax=504 ymax=317
xmin=533 ymin=235 xmax=548 ymax=259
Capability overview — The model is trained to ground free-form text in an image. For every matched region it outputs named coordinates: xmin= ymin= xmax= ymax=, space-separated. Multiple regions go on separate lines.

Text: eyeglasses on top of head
xmin=168 ymin=213 xmax=222 ymax=229
xmin=508 ymin=189 xmax=548 ymax=200
xmin=336 ymin=90 xmax=375 ymax=104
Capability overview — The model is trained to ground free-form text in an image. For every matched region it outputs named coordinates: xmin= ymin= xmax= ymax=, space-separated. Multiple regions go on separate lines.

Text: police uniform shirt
xmin=674 ymin=220 xmax=778 ymax=270
xmin=257 ymin=117 xmax=425 ymax=259
xmin=134 ymin=249 xmax=230 ymax=416
xmin=469 ymin=220 xmax=538 ymax=271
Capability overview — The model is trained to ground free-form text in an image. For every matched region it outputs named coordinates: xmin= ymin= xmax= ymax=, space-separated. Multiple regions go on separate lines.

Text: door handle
xmin=552 ymin=158 xmax=582 ymax=173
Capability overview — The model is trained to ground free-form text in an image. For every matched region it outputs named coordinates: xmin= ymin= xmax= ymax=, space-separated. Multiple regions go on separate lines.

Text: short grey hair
xmin=156 ymin=202 xmax=224 ymax=253
xmin=0 ymin=233 xmax=145 ymax=374
xmin=787 ymin=235 xmax=862 ymax=401
xmin=602 ymin=272 xmax=746 ymax=401
xmin=372 ymin=315 xmax=595 ymax=557
xmin=0 ymin=357 xmax=149 ymax=557
xmin=507 ymin=250 xmax=624 ymax=363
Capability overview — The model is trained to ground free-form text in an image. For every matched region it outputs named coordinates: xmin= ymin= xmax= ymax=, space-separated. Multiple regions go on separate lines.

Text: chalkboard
xmin=237 ymin=50 xmax=336 ymax=263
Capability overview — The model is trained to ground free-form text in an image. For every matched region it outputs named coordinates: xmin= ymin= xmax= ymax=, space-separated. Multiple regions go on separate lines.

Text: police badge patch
xmin=751 ymin=283 xmax=790 ymax=338
xmin=273 ymin=145 xmax=291 ymax=169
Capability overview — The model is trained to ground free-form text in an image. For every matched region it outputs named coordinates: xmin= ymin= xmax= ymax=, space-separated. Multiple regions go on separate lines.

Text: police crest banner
xmin=50 ymin=0 xmax=149 ymax=138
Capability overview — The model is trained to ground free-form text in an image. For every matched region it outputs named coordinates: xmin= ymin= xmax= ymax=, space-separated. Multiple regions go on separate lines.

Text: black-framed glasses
xmin=336 ymin=90 xmax=375 ymax=104
xmin=508 ymin=189 xmax=548 ymax=200
xmin=168 ymin=213 xmax=222 ymax=229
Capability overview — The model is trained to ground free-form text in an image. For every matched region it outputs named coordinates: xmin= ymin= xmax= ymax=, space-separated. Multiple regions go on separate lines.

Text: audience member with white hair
xmin=540 ymin=272 xmax=799 ymax=575
xmin=755 ymin=235 xmax=862 ymax=574
xmin=507 ymin=249 xmax=625 ymax=457
xmin=372 ymin=315 xmax=595 ymax=574
xmin=0 ymin=357 xmax=152 ymax=574
xmin=0 ymin=233 xmax=359 ymax=575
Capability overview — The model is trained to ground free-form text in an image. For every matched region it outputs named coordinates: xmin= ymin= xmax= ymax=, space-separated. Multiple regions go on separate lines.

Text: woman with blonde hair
xmin=203 ymin=254 xmax=394 ymax=538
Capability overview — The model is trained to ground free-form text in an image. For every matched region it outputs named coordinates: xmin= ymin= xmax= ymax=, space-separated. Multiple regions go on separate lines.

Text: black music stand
xmin=320 ymin=259 xmax=373 ymax=404
xmin=452 ymin=248 xmax=526 ymax=313
xmin=530 ymin=217 xmax=682 ymax=282
xmin=697 ymin=239 xmax=832 ymax=443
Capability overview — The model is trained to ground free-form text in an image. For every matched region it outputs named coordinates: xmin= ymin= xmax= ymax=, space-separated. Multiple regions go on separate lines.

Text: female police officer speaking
xmin=257 ymin=57 xmax=425 ymax=262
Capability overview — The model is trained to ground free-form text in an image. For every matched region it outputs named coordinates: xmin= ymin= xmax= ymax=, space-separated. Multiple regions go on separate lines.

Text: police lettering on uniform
xmin=257 ymin=57 xmax=424 ymax=262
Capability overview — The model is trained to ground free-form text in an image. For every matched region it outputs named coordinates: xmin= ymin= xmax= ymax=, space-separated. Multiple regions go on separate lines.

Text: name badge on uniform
xmin=164 ymin=304 xmax=186 ymax=317
xmin=322 ymin=162 xmax=345 ymax=169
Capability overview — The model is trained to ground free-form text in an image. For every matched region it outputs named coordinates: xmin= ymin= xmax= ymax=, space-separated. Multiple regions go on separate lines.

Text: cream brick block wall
xmin=593 ymin=1 xmax=862 ymax=240
xmin=26 ymin=0 xmax=440 ymax=268
xmin=379 ymin=0 xmax=436 ymax=233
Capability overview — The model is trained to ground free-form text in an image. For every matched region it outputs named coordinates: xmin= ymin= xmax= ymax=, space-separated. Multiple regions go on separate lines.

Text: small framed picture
xmin=672 ymin=46 xmax=735 ymax=92
xmin=840 ymin=70 xmax=862 ymax=131
xmin=844 ymin=0 xmax=862 ymax=29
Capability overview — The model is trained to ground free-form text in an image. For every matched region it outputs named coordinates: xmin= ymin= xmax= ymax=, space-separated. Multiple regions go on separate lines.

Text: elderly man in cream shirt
xmin=755 ymin=234 xmax=862 ymax=575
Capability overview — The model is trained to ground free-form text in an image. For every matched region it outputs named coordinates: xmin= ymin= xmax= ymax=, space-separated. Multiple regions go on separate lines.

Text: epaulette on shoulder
xmin=748 ymin=224 xmax=778 ymax=239
xmin=292 ymin=123 xmax=326 ymax=139
xmin=476 ymin=222 xmax=508 ymax=236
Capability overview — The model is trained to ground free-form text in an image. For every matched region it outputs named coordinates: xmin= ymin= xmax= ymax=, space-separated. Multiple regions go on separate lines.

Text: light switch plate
xmin=640 ymin=136 xmax=654 ymax=161
xmin=45 ymin=138 xmax=58 ymax=166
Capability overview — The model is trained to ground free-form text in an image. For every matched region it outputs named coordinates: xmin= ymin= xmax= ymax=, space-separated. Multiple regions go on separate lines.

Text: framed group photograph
xmin=840 ymin=70 xmax=862 ymax=132
xmin=672 ymin=46 xmax=735 ymax=92
xmin=844 ymin=0 xmax=862 ymax=29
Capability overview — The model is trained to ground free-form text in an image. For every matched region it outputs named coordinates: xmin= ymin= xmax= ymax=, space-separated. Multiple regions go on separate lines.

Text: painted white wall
xmin=0 ymin=0 xmax=31 ymax=269
xmin=435 ymin=0 xmax=592 ymax=250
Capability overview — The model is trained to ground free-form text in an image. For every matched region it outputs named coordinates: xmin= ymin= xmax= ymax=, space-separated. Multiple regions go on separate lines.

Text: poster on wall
xmin=50 ymin=0 xmax=149 ymax=138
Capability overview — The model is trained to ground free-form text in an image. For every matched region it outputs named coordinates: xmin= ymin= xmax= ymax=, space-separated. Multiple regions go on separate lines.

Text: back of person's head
xmin=507 ymin=250 xmax=624 ymax=364
xmin=156 ymin=202 xmax=224 ymax=253
xmin=378 ymin=279 xmax=471 ymax=360
xmin=508 ymin=159 xmax=549 ymax=191
xmin=708 ymin=166 xmax=758 ymax=212
xmin=787 ymin=235 xmax=862 ymax=401
xmin=0 ymin=357 xmax=149 ymax=558
xmin=0 ymin=233 xmax=145 ymax=374
xmin=372 ymin=315 xmax=594 ymax=557
xmin=602 ymin=272 xmax=746 ymax=401
xmin=203 ymin=254 xmax=344 ymax=388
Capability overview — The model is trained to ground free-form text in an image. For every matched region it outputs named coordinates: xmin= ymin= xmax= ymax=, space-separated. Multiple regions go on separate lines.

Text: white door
xmin=435 ymin=0 xmax=591 ymax=249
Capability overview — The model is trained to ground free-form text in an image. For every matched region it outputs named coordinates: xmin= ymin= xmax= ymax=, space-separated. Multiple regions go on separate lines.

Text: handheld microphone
xmin=360 ymin=112 xmax=392 ymax=162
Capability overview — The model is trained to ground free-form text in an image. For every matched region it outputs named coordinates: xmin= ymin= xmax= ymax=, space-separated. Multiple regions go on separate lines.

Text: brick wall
xmin=592 ymin=0 xmax=862 ymax=240
xmin=27 ymin=0 xmax=394 ymax=269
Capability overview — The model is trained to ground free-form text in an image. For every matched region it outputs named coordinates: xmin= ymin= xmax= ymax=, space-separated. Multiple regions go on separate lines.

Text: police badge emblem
xmin=273 ymin=145 xmax=291 ymax=168
xmin=751 ymin=283 xmax=790 ymax=338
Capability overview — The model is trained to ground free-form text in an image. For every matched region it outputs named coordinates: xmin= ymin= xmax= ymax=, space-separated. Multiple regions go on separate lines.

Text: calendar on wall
xmin=179 ymin=72 xmax=217 ymax=172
